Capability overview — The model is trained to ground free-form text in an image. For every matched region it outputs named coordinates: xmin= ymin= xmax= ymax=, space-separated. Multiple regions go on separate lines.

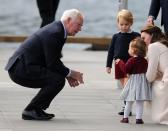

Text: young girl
xmin=106 ymin=9 xmax=140 ymax=115
xmin=117 ymin=38 xmax=152 ymax=124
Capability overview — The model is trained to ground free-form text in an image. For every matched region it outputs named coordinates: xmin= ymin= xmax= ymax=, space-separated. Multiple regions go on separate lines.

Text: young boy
xmin=106 ymin=9 xmax=140 ymax=116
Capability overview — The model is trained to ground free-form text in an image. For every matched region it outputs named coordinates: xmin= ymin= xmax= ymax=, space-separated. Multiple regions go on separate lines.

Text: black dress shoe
xmin=118 ymin=111 xmax=132 ymax=116
xmin=118 ymin=111 xmax=124 ymax=115
xmin=22 ymin=110 xmax=53 ymax=120
xmin=40 ymin=109 xmax=55 ymax=117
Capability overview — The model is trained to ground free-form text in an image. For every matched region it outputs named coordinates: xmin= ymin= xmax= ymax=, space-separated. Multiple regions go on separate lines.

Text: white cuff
xmin=66 ymin=69 xmax=71 ymax=77
xmin=148 ymin=15 xmax=155 ymax=20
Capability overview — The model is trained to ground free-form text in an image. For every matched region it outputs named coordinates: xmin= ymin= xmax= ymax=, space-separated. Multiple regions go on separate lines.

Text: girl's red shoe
xmin=120 ymin=118 xmax=129 ymax=123
xmin=136 ymin=119 xmax=144 ymax=124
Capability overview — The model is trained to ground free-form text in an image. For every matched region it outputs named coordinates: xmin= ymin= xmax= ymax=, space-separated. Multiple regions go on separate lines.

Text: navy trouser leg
xmin=9 ymin=69 xmax=65 ymax=111
xmin=36 ymin=0 xmax=60 ymax=27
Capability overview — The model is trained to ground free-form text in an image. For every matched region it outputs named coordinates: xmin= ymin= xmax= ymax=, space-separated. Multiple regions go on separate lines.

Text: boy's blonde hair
xmin=130 ymin=37 xmax=147 ymax=57
xmin=117 ymin=9 xmax=133 ymax=25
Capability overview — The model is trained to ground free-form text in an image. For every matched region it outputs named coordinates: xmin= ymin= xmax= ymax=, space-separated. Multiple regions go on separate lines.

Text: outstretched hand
xmin=66 ymin=77 xmax=80 ymax=87
xmin=66 ymin=70 xmax=84 ymax=87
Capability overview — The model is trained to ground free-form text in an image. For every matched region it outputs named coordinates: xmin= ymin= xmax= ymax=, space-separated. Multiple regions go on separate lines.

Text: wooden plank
xmin=66 ymin=36 xmax=111 ymax=45
xmin=0 ymin=35 xmax=111 ymax=45
xmin=0 ymin=35 xmax=27 ymax=42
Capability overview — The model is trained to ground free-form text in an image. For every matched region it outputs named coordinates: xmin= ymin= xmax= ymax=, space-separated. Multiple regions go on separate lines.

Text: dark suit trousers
xmin=8 ymin=61 xmax=65 ymax=111
xmin=164 ymin=24 xmax=168 ymax=37
xmin=36 ymin=0 xmax=60 ymax=27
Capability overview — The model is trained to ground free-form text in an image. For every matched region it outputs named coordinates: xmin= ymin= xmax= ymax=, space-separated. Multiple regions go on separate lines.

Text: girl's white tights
xmin=124 ymin=100 xmax=144 ymax=119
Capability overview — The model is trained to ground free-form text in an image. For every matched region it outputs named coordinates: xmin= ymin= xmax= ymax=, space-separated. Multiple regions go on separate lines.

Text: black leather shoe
xmin=22 ymin=110 xmax=53 ymax=120
xmin=118 ymin=111 xmax=132 ymax=116
xmin=40 ymin=109 xmax=55 ymax=118
xmin=129 ymin=112 xmax=132 ymax=116
xmin=118 ymin=107 xmax=124 ymax=115
xmin=118 ymin=111 xmax=124 ymax=115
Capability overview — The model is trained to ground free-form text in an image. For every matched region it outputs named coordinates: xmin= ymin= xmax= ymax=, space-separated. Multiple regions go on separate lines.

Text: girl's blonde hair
xmin=117 ymin=9 xmax=133 ymax=25
xmin=130 ymin=37 xmax=147 ymax=57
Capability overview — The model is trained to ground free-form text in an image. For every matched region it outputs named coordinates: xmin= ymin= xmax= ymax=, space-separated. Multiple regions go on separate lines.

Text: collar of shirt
xmin=61 ymin=20 xmax=67 ymax=39
xmin=119 ymin=30 xmax=133 ymax=34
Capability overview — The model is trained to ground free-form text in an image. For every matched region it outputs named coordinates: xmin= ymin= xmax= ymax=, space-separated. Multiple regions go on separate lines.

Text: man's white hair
xmin=61 ymin=9 xmax=83 ymax=21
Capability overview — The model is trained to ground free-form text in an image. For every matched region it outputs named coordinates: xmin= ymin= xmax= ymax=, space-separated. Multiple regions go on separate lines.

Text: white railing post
xmin=118 ymin=0 xmax=128 ymax=11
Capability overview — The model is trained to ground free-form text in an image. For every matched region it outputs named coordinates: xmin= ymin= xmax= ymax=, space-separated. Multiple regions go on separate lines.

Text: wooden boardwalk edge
xmin=0 ymin=35 xmax=112 ymax=50
xmin=0 ymin=35 xmax=111 ymax=45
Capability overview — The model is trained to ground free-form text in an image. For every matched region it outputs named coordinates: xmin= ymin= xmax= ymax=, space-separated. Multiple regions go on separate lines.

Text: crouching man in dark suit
xmin=5 ymin=9 xmax=84 ymax=120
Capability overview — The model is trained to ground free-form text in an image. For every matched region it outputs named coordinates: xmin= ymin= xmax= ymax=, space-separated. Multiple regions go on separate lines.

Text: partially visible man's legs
xmin=36 ymin=0 xmax=60 ymax=27
xmin=8 ymin=70 xmax=65 ymax=120
xmin=25 ymin=73 xmax=65 ymax=111
xmin=53 ymin=0 xmax=60 ymax=18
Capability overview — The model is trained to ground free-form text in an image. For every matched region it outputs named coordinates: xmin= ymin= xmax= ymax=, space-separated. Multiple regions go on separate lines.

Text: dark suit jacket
xmin=5 ymin=21 xmax=69 ymax=78
xmin=148 ymin=0 xmax=168 ymax=33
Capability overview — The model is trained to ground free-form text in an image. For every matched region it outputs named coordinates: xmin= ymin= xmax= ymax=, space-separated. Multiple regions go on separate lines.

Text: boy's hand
xmin=106 ymin=67 xmax=111 ymax=74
